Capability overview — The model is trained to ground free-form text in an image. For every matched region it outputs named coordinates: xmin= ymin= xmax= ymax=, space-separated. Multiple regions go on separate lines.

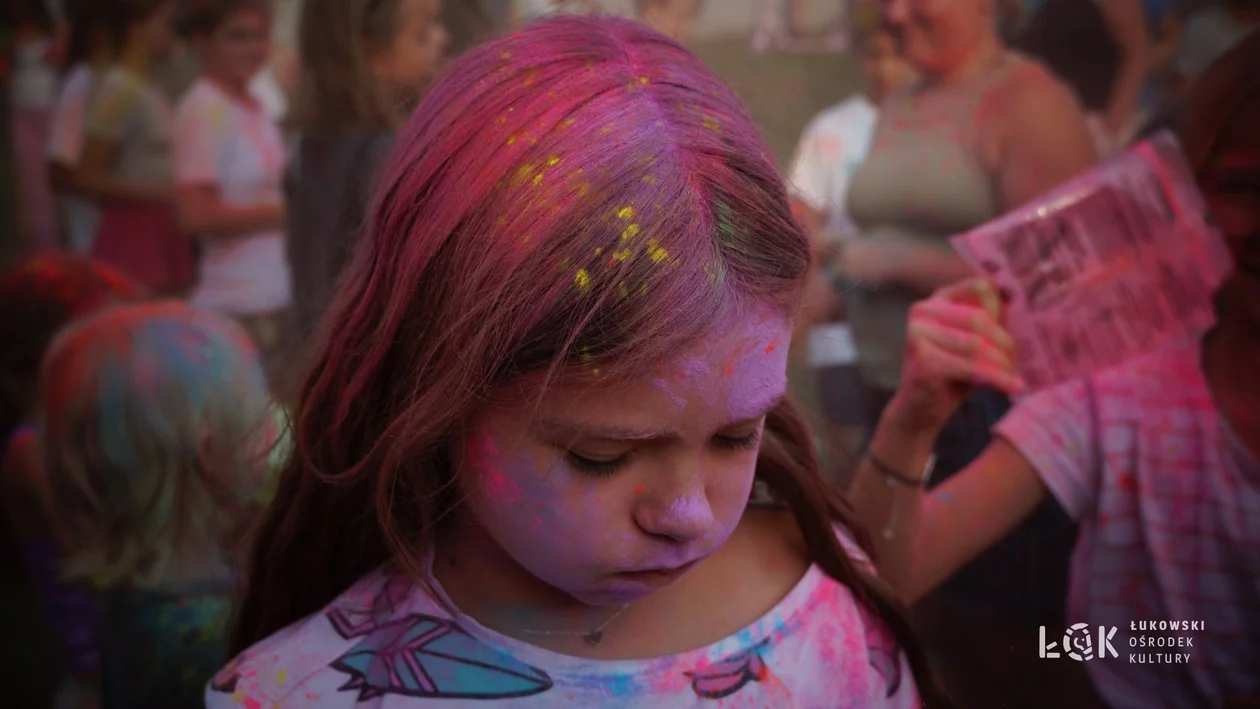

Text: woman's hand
xmin=884 ymin=278 xmax=1025 ymax=435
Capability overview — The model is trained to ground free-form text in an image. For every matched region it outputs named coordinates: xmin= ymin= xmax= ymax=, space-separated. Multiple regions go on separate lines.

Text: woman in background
xmin=840 ymin=0 xmax=1097 ymax=705
xmin=285 ymin=0 xmax=447 ymax=364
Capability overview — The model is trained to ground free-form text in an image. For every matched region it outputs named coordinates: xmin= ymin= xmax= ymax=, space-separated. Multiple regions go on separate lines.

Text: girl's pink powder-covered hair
xmin=235 ymin=16 xmax=947 ymax=702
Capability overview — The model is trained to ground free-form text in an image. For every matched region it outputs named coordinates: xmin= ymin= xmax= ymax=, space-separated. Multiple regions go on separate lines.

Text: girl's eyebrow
xmin=533 ymin=392 xmax=786 ymax=443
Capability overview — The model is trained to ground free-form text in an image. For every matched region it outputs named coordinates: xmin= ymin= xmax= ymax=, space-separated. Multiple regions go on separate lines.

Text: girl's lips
xmin=613 ymin=559 xmax=701 ymax=588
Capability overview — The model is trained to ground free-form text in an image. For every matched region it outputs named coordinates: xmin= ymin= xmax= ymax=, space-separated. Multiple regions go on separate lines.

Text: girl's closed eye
xmin=566 ymin=424 xmax=764 ymax=477
xmin=713 ymin=428 xmax=762 ymax=452
xmin=567 ymin=448 xmax=631 ymax=477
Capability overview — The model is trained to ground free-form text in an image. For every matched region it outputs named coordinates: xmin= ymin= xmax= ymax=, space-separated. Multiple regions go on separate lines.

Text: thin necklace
xmin=504 ymin=604 xmax=632 ymax=647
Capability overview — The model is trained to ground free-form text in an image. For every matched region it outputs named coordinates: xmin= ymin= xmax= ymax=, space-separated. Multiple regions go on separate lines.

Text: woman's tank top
xmin=845 ymin=54 xmax=1017 ymax=392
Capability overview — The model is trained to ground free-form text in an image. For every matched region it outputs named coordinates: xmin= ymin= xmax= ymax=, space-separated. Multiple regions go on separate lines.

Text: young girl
xmin=852 ymin=32 xmax=1260 ymax=709
xmin=211 ymin=16 xmax=948 ymax=708
xmin=0 ymin=254 xmax=140 ymax=709
xmin=43 ymin=301 xmax=276 ymax=709
xmin=286 ymin=0 xmax=447 ymax=354
xmin=172 ymin=0 xmax=290 ymax=374
xmin=47 ymin=1 xmax=115 ymax=254
xmin=79 ymin=0 xmax=192 ymax=296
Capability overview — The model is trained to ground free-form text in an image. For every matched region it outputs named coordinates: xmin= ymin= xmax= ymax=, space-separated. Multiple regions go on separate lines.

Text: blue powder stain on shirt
xmin=564 ymin=667 xmax=645 ymax=700
xmin=602 ymin=672 xmax=640 ymax=698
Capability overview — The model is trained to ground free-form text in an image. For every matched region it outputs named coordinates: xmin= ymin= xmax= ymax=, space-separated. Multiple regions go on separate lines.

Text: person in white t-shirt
xmin=47 ymin=2 xmax=115 ymax=253
xmin=787 ymin=25 xmax=916 ymax=469
xmin=173 ymin=0 xmax=291 ymax=377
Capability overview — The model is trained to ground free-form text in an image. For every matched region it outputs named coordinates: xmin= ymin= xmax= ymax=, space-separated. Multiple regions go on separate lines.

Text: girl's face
xmin=1202 ymin=93 xmax=1260 ymax=326
xmin=201 ymin=10 xmax=272 ymax=88
xmin=138 ymin=2 xmax=177 ymax=60
xmin=881 ymin=0 xmax=992 ymax=78
xmin=455 ymin=309 xmax=791 ymax=607
xmin=861 ymin=32 xmax=917 ymax=103
xmin=371 ymin=0 xmax=448 ymax=95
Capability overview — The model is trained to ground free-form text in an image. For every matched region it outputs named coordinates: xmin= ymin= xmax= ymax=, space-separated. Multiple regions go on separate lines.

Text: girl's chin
xmin=559 ymin=582 xmax=661 ymax=609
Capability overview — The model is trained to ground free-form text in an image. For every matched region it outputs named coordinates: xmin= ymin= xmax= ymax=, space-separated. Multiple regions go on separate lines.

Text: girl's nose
xmin=634 ymin=489 xmax=714 ymax=544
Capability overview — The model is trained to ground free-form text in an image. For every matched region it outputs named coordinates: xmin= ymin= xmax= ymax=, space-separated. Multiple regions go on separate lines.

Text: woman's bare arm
xmin=77 ymin=137 xmax=170 ymax=205
xmin=849 ymin=412 xmax=1050 ymax=601
xmin=997 ymin=68 xmax=1099 ymax=210
xmin=175 ymin=184 xmax=284 ymax=238
xmin=845 ymin=278 xmax=1051 ymax=601
xmin=1097 ymin=0 xmax=1153 ymax=139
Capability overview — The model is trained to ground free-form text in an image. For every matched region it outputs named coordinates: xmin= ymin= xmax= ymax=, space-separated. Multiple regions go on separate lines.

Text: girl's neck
xmin=926 ymin=34 xmax=1005 ymax=88
xmin=118 ymin=41 xmax=153 ymax=78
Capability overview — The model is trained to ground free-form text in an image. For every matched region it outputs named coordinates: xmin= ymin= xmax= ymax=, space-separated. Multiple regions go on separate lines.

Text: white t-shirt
xmin=995 ymin=340 xmax=1260 ymax=709
xmin=249 ymin=67 xmax=287 ymax=123
xmin=786 ymin=94 xmax=879 ymax=246
xmin=47 ymin=63 xmax=102 ymax=253
xmin=174 ymin=78 xmax=292 ymax=315
xmin=786 ymin=95 xmax=878 ymax=368
xmin=206 ymin=527 xmax=920 ymax=708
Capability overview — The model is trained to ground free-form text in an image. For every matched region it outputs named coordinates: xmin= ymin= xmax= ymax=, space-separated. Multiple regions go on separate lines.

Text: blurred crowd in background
xmin=0 ymin=0 xmax=1256 ymax=707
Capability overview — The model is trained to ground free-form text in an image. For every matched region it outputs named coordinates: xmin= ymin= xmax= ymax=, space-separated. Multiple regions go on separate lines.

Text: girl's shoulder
xmin=206 ymin=569 xmax=436 ymax=708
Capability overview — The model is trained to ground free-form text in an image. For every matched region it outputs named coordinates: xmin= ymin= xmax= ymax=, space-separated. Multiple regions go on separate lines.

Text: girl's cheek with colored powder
xmin=460 ymin=426 xmax=627 ymax=600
